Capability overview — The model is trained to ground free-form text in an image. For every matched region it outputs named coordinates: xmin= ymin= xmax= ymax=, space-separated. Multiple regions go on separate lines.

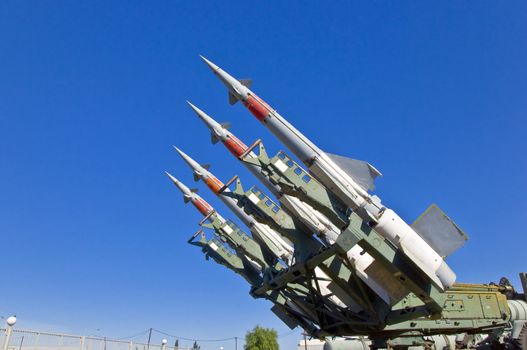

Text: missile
xmin=173 ymin=146 xmax=294 ymax=264
xmin=188 ymin=103 xmax=412 ymax=304
xmin=200 ymin=56 xmax=457 ymax=290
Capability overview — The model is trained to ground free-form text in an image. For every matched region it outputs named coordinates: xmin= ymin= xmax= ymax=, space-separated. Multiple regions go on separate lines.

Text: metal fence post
xmin=1 ymin=328 xmax=12 ymax=350
xmin=34 ymin=333 xmax=40 ymax=349
xmin=2 ymin=316 xmax=17 ymax=350
xmin=80 ymin=336 xmax=86 ymax=350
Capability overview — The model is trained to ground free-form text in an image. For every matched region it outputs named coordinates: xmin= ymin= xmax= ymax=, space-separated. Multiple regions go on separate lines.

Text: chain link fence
xmin=1 ymin=329 xmax=191 ymax=350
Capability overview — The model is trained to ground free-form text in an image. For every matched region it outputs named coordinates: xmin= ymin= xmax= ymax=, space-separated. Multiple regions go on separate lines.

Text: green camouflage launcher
xmin=166 ymin=57 xmax=527 ymax=350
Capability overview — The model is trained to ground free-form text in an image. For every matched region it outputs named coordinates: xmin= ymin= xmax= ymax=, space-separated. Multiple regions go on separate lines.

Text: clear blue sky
xmin=1 ymin=2 xmax=526 ymax=350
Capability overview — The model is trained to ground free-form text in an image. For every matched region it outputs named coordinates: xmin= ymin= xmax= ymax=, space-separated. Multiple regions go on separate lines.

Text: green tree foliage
xmin=192 ymin=341 xmax=200 ymax=350
xmin=174 ymin=340 xmax=179 ymax=349
xmin=244 ymin=326 xmax=279 ymax=350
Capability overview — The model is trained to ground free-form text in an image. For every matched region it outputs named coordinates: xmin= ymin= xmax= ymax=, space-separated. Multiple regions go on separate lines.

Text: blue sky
xmin=1 ymin=1 xmax=526 ymax=350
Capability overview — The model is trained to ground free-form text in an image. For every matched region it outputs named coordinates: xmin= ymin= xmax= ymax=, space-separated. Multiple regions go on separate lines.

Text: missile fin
xmin=202 ymin=164 xmax=211 ymax=170
xmin=190 ymin=188 xmax=199 ymax=193
xmin=220 ymin=122 xmax=231 ymax=130
xmin=211 ymin=133 xmax=220 ymax=144
xmin=411 ymin=204 xmax=469 ymax=257
xmin=228 ymin=92 xmax=239 ymax=105
xmin=239 ymin=79 xmax=252 ymax=88
xmin=183 ymin=194 xmax=191 ymax=203
xmin=326 ymin=153 xmax=382 ymax=192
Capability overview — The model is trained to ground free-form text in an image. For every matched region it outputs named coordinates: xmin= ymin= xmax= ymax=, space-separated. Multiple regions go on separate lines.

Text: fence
xmin=1 ymin=329 xmax=191 ymax=350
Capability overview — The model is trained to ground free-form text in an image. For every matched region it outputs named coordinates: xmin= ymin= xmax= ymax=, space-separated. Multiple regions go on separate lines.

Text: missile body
xmin=174 ymin=148 xmax=381 ymax=311
xmin=200 ymin=57 xmax=455 ymax=290
xmin=189 ymin=103 xmax=411 ymax=304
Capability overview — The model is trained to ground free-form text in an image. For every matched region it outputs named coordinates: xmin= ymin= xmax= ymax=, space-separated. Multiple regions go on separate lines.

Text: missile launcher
xmin=165 ymin=57 xmax=527 ymax=350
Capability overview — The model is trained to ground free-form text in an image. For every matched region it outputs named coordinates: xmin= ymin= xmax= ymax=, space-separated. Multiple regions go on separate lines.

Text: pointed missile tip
xmin=199 ymin=55 xmax=219 ymax=71
xmin=186 ymin=100 xmax=201 ymax=114
xmin=173 ymin=146 xmax=197 ymax=169
xmin=172 ymin=145 xmax=189 ymax=161
xmin=164 ymin=171 xmax=178 ymax=183
xmin=185 ymin=104 xmax=218 ymax=132
xmin=172 ymin=145 xmax=183 ymax=154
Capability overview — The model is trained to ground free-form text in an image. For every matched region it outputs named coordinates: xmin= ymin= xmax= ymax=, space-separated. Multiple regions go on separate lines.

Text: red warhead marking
xmin=224 ymin=133 xmax=248 ymax=158
xmin=205 ymin=176 xmax=224 ymax=194
xmin=243 ymin=94 xmax=271 ymax=122
xmin=192 ymin=197 xmax=213 ymax=216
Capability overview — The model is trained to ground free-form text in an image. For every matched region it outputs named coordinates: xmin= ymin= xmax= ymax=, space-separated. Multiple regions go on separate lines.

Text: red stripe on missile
xmin=204 ymin=176 xmax=225 ymax=194
xmin=192 ymin=197 xmax=213 ymax=216
xmin=224 ymin=134 xmax=248 ymax=158
xmin=243 ymin=94 xmax=272 ymax=121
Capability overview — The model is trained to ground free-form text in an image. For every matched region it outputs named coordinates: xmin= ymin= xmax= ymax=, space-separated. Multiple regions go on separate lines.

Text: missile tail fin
xmin=228 ymin=92 xmax=239 ymax=105
xmin=211 ymin=133 xmax=220 ymax=144
xmin=411 ymin=204 xmax=469 ymax=257
xmin=239 ymin=79 xmax=252 ymax=88
xmin=228 ymin=80 xmax=251 ymax=104
xmin=326 ymin=153 xmax=382 ymax=192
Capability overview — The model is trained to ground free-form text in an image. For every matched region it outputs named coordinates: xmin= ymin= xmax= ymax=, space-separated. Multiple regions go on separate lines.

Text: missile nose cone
xmin=198 ymin=56 xmax=249 ymax=103
xmin=173 ymin=146 xmax=204 ymax=176
xmin=165 ymin=171 xmax=177 ymax=183
xmin=199 ymin=55 xmax=220 ymax=72
xmin=186 ymin=101 xmax=223 ymax=133
xmin=165 ymin=171 xmax=191 ymax=194
xmin=173 ymin=145 xmax=184 ymax=156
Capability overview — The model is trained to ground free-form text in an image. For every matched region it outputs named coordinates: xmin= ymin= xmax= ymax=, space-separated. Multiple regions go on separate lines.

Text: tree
xmin=192 ymin=341 xmax=200 ymax=350
xmin=244 ymin=326 xmax=279 ymax=350
xmin=174 ymin=340 xmax=179 ymax=349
